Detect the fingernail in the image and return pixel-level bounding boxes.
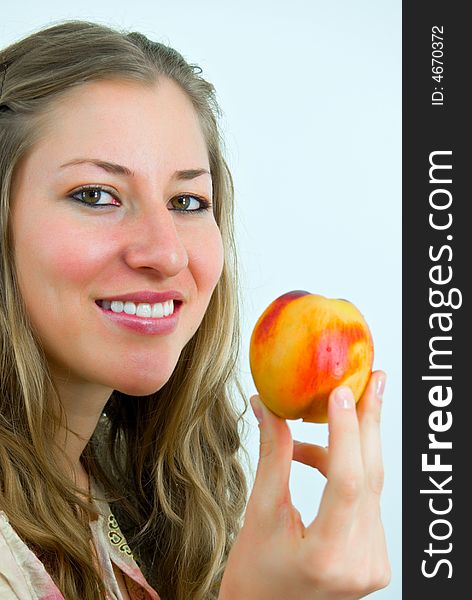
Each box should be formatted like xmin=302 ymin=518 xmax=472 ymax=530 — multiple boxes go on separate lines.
xmin=250 ymin=396 xmax=264 ymax=424
xmin=376 ymin=374 xmax=386 ymax=400
xmin=334 ymin=386 xmax=354 ymax=409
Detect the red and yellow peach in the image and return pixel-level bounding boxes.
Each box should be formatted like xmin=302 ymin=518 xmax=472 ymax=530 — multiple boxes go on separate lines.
xmin=249 ymin=291 xmax=374 ymax=423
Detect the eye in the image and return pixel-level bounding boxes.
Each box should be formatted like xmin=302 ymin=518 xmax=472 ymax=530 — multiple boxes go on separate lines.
xmin=169 ymin=194 xmax=212 ymax=214
xmin=69 ymin=185 xmax=118 ymax=207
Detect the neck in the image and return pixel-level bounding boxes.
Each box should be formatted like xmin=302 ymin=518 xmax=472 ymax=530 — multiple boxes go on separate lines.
xmin=48 ymin=365 xmax=113 ymax=487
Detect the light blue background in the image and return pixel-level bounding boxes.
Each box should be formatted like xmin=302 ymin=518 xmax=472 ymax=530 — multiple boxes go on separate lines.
xmin=1 ymin=1 xmax=401 ymax=597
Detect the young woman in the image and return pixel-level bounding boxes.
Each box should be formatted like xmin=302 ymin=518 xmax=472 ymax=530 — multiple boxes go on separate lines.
xmin=0 ymin=20 xmax=390 ymax=600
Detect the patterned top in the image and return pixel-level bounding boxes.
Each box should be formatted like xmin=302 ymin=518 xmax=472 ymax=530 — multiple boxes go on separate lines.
xmin=0 ymin=477 xmax=161 ymax=600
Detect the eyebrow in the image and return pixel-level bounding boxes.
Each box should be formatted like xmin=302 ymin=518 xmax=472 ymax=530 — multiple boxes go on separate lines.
xmin=59 ymin=158 xmax=211 ymax=181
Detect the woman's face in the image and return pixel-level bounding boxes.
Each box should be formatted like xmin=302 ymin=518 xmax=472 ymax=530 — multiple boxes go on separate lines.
xmin=10 ymin=77 xmax=224 ymax=398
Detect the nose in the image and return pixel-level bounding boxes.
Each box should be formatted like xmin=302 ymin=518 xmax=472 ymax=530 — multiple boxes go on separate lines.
xmin=123 ymin=205 xmax=189 ymax=277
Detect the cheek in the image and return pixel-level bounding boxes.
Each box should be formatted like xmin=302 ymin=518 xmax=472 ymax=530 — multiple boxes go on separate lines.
xmin=188 ymin=223 xmax=225 ymax=295
xmin=14 ymin=212 xmax=110 ymax=307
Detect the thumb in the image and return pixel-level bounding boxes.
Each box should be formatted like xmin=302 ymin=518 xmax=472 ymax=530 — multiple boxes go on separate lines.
xmin=249 ymin=395 xmax=294 ymax=506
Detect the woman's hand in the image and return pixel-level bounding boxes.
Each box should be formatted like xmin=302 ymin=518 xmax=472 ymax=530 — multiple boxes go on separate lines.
xmin=219 ymin=371 xmax=391 ymax=600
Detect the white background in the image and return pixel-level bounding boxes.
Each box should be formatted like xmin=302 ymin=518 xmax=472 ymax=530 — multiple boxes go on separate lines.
xmin=1 ymin=1 xmax=401 ymax=597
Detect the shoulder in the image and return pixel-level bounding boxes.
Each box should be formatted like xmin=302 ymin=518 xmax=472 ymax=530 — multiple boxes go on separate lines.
xmin=0 ymin=575 xmax=22 ymax=600
xmin=0 ymin=511 xmax=64 ymax=599
xmin=0 ymin=511 xmax=33 ymax=598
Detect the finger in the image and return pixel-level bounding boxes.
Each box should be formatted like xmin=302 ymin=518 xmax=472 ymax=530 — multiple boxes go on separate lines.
xmin=308 ymin=385 xmax=363 ymax=538
xmin=247 ymin=395 xmax=294 ymax=524
xmin=292 ymin=441 xmax=328 ymax=477
xmin=356 ymin=371 xmax=387 ymax=501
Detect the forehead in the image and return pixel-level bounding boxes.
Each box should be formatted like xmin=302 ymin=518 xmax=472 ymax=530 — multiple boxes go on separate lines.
xmin=29 ymin=77 xmax=210 ymax=175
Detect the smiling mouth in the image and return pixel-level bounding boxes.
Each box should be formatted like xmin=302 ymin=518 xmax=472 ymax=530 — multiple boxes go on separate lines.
xmin=95 ymin=299 xmax=182 ymax=319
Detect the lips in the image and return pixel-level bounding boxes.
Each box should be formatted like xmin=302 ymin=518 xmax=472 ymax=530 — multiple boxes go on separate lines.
xmin=95 ymin=296 xmax=181 ymax=335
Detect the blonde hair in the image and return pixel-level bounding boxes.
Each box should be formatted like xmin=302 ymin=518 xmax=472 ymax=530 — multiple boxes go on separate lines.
xmin=0 ymin=19 xmax=249 ymax=599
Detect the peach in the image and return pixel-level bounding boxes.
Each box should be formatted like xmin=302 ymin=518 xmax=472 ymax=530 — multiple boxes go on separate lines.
xmin=249 ymin=291 xmax=374 ymax=423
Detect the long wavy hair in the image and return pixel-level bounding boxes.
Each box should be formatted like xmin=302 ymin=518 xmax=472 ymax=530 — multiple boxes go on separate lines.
xmin=0 ymin=19 xmax=249 ymax=600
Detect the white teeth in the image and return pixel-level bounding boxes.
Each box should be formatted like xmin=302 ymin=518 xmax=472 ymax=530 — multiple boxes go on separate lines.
xmin=104 ymin=299 xmax=174 ymax=318
xmin=124 ymin=301 xmax=136 ymax=315
xmin=111 ymin=301 xmax=124 ymax=313
xmin=136 ymin=303 xmax=151 ymax=318
xmin=152 ymin=302 xmax=164 ymax=318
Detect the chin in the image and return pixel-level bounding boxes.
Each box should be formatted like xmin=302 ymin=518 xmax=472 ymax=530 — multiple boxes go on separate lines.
xmin=102 ymin=349 xmax=180 ymax=397
xmin=113 ymin=373 xmax=173 ymax=397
